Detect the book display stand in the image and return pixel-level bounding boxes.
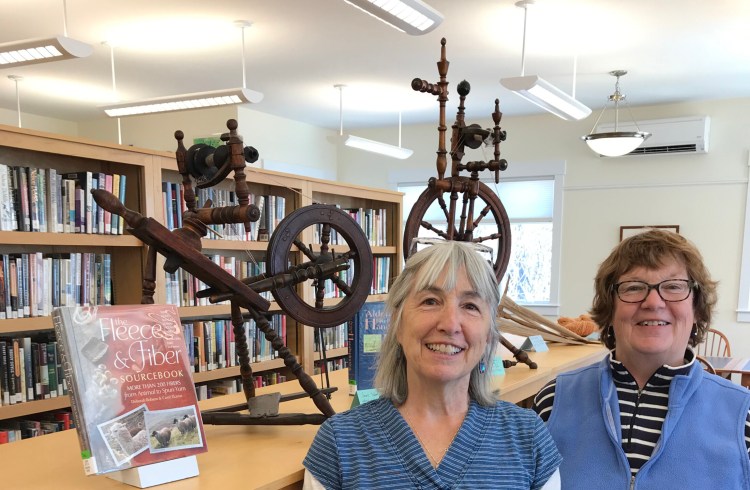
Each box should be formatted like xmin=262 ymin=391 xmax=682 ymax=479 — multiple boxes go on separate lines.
xmin=106 ymin=455 xmax=199 ymax=488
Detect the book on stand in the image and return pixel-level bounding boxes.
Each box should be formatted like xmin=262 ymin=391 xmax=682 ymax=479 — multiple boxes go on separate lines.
xmin=52 ymin=304 xmax=207 ymax=476
xmin=348 ymin=301 xmax=389 ymax=394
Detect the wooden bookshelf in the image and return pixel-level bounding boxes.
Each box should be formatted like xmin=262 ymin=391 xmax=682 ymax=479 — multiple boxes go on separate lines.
xmin=0 ymin=123 xmax=403 ymax=429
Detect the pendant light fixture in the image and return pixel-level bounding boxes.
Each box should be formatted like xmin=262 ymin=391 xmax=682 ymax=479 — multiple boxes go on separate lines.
xmin=101 ymin=20 xmax=263 ymax=117
xmin=335 ymin=84 xmax=413 ymax=160
xmin=582 ymin=70 xmax=651 ymax=157
xmin=500 ymin=0 xmax=590 ymax=121
xmin=0 ymin=0 xmax=92 ymax=68
xmin=343 ymin=0 xmax=443 ymax=36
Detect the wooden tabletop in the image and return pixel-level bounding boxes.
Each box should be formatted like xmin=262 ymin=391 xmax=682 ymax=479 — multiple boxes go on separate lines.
xmin=704 ymin=356 xmax=750 ymax=388
xmin=0 ymin=342 xmax=606 ymax=490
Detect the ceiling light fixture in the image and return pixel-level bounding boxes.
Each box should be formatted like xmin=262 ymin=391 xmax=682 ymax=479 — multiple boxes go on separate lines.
xmin=500 ymin=0 xmax=590 ymax=121
xmin=0 ymin=0 xmax=93 ymax=67
xmin=581 ymin=70 xmax=651 ymax=157
xmin=343 ymin=0 xmax=443 ymax=35
xmin=100 ymin=20 xmax=263 ymax=118
xmin=101 ymin=88 xmax=262 ymax=118
xmin=8 ymin=75 xmax=23 ymax=128
xmin=335 ymin=84 xmax=413 ymax=160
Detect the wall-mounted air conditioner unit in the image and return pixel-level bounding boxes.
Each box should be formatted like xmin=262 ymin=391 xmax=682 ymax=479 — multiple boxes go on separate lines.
xmin=596 ymin=115 xmax=710 ymax=156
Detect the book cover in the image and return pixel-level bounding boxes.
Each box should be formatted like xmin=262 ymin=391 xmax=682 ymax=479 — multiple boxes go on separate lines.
xmin=348 ymin=301 xmax=389 ymax=393
xmin=52 ymin=304 xmax=207 ymax=476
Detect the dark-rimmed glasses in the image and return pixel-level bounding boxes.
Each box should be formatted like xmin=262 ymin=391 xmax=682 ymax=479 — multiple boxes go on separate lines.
xmin=613 ymin=279 xmax=697 ymax=303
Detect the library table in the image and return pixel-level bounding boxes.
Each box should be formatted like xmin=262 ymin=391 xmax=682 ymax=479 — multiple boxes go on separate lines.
xmin=0 ymin=342 xmax=605 ymax=490
xmin=704 ymin=356 xmax=750 ymax=388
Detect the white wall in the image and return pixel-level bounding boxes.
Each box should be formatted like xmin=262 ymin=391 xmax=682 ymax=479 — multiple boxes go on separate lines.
xmin=339 ymin=97 xmax=750 ymax=358
xmin=75 ymin=105 xmax=339 ymax=180
xmin=0 ymin=107 xmax=78 ymax=136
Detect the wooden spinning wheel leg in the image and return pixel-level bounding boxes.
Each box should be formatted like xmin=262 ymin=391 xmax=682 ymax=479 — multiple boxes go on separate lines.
xmin=500 ymin=335 xmax=537 ymax=369
xmin=232 ymin=303 xmax=256 ymax=401
xmin=246 ymin=309 xmax=335 ymax=418
xmin=141 ymin=246 xmax=157 ymax=304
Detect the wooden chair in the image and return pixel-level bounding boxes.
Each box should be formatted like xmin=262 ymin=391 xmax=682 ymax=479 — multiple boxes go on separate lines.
xmin=696 ymin=355 xmax=717 ymax=375
xmin=695 ymin=328 xmax=731 ymax=357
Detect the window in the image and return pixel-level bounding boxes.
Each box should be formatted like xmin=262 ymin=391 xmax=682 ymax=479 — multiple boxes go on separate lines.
xmin=398 ymin=161 xmax=564 ymax=316
xmin=736 ymin=178 xmax=750 ymax=322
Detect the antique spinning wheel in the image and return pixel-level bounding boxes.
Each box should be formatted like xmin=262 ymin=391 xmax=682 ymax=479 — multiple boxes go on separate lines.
xmin=402 ymin=39 xmax=536 ymax=370
xmin=403 ymin=38 xmax=512 ymax=282
xmin=92 ymin=119 xmax=378 ymax=423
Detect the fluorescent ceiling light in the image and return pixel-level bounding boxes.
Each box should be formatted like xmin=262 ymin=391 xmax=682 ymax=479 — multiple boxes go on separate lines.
xmin=343 ymin=134 xmax=414 ymax=159
xmin=343 ymin=0 xmax=443 ymax=35
xmin=101 ymin=88 xmax=263 ymax=117
xmin=501 ymin=75 xmax=592 ymax=121
xmin=501 ymin=0 xmax=590 ymax=121
xmin=0 ymin=36 xmax=93 ymax=67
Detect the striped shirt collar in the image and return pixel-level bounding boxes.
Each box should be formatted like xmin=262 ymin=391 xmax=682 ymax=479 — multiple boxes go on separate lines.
xmin=609 ymin=348 xmax=695 ymax=388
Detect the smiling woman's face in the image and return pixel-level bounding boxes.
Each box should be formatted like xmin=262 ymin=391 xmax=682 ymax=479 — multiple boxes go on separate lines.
xmin=397 ymin=265 xmax=491 ymax=393
xmin=612 ymin=258 xmax=695 ymax=369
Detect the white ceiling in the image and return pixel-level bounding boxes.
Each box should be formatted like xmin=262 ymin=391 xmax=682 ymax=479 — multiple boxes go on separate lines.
xmin=1 ymin=0 xmax=749 ymax=130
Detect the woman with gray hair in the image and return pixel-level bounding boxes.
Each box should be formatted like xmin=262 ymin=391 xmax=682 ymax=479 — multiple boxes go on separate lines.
xmin=303 ymin=240 xmax=561 ymax=489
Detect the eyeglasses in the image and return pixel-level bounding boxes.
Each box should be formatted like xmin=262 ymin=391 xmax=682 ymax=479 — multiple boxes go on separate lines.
xmin=613 ymin=279 xmax=697 ymax=303
xmin=409 ymin=237 xmax=495 ymax=264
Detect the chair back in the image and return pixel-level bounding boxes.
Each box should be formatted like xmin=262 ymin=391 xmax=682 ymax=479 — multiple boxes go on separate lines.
xmin=696 ymin=355 xmax=717 ymax=375
xmin=695 ymin=328 xmax=731 ymax=357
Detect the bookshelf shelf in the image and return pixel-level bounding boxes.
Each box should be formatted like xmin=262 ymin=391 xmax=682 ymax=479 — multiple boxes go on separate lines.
xmin=192 ymin=358 xmax=286 ymax=384
xmin=0 ymin=123 xmax=402 ymax=438
xmin=0 ymin=395 xmax=70 ymax=421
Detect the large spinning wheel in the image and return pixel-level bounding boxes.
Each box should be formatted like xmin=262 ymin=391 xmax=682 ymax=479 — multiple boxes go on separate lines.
xmin=403 ymin=38 xmax=536 ymax=370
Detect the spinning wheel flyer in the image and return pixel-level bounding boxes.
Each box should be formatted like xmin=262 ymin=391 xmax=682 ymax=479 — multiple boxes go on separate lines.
xmin=52 ymin=304 xmax=207 ymax=475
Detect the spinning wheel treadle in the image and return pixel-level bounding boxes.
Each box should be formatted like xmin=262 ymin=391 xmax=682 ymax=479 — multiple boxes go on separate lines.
xmin=268 ymin=204 xmax=374 ymax=328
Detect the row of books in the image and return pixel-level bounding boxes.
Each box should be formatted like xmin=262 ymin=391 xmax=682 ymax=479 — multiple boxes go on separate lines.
xmin=313 ymin=206 xmax=389 ymax=247
xmin=313 ymin=322 xmax=348 ymax=351
xmin=320 ymin=256 xmax=391 ymax=299
xmin=182 ymin=314 xmax=287 ymax=373
xmin=0 ymin=252 xmax=112 ymax=319
xmin=165 ymin=255 xmax=271 ymax=307
xmin=161 ymin=181 xmax=286 ymax=242
xmin=0 ymin=410 xmax=73 ymax=444
xmin=313 ymin=356 xmax=348 ymax=376
xmin=0 ymin=164 xmax=127 ymax=234
xmin=0 ymin=336 xmax=66 ymax=407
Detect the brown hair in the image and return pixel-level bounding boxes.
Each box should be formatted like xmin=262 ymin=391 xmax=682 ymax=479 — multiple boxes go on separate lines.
xmin=590 ymin=229 xmax=717 ymax=350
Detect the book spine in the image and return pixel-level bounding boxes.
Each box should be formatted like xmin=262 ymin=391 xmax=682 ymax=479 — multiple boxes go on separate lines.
xmin=51 ymin=309 xmax=93 ymax=472
xmin=118 ymin=175 xmax=126 ymax=234
xmin=0 ymin=340 xmax=9 ymax=405
xmin=22 ymin=337 xmax=33 ymax=402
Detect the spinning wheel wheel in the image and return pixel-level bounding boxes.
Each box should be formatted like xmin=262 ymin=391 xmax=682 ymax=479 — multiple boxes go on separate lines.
xmin=267 ymin=204 xmax=374 ymax=328
xmin=403 ymin=180 xmax=512 ymax=281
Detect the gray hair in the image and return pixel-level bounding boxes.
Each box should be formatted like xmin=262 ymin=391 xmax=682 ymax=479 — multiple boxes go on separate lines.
xmin=373 ymin=240 xmax=501 ymax=407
